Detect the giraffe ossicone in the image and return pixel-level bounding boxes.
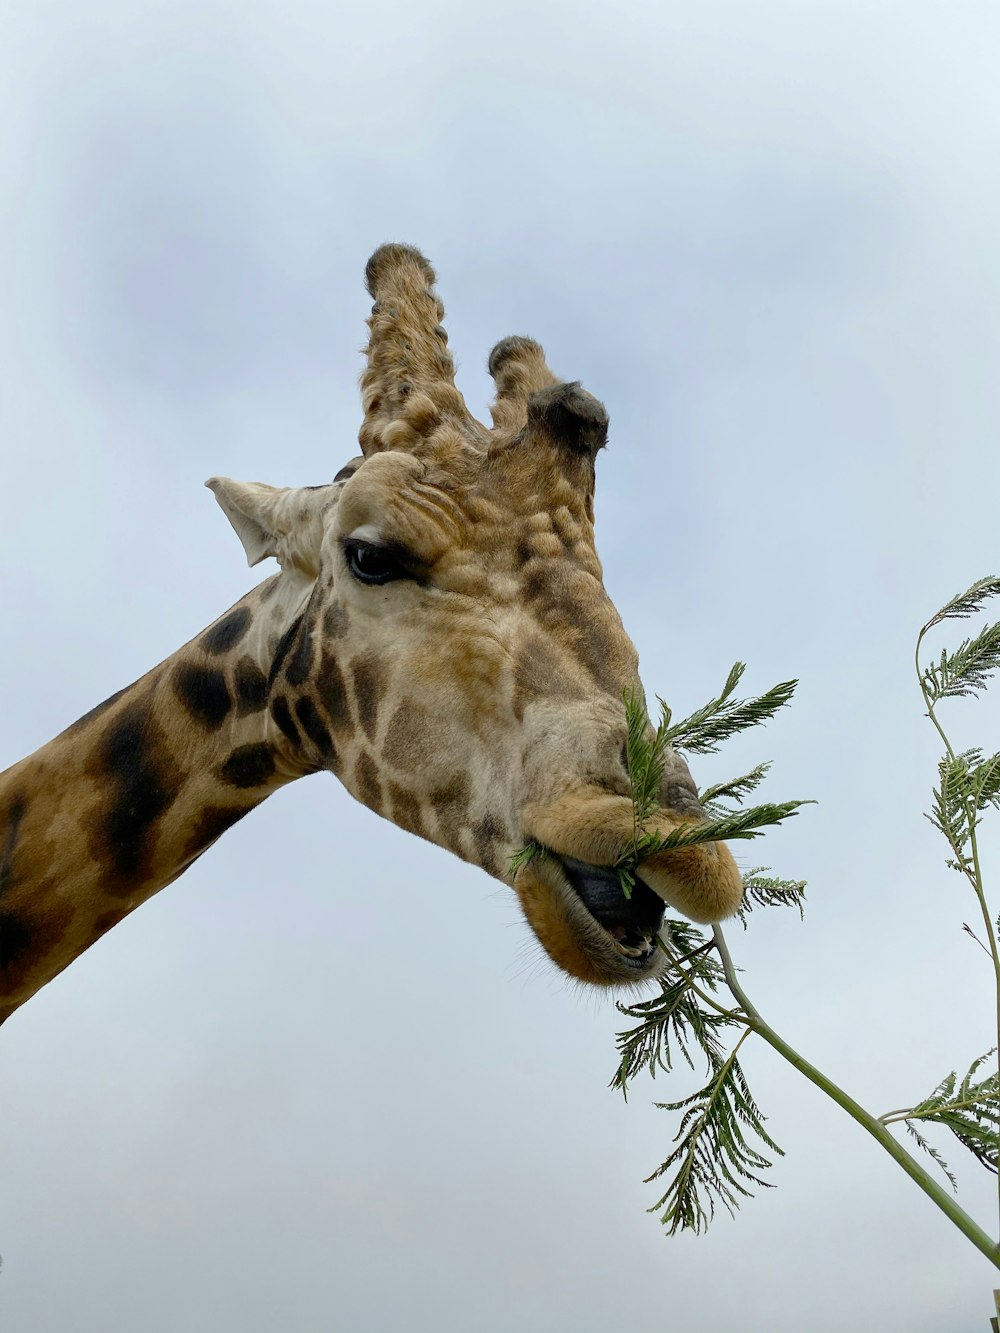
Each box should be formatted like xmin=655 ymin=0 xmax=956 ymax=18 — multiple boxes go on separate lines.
xmin=0 ymin=243 xmax=743 ymax=1024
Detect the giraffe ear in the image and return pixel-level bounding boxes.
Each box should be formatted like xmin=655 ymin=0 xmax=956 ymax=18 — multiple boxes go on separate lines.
xmin=206 ymin=477 xmax=278 ymax=566
xmin=205 ymin=477 xmax=329 ymax=576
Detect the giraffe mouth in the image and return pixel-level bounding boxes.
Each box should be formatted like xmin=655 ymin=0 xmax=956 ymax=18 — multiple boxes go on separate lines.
xmin=511 ymin=843 xmax=668 ymax=984
xmin=555 ymin=854 xmax=665 ymax=968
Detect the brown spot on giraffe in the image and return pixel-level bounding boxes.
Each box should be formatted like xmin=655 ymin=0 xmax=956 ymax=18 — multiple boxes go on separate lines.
xmin=1 ymin=892 xmax=74 ymax=1002
xmin=354 ymin=751 xmax=383 ymax=814
xmin=429 ymin=773 xmax=472 ymax=829
xmin=270 ymin=695 xmax=301 ymax=747
xmin=383 ymin=701 xmax=439 ymax=773
xmin=219 ymin=744 xmax=276 ymax=789
xmin=233 ymin=657 xmax=268 ymax=715
xmin=63 ymin=687 xmax=129 ymax=736
xmin=284 ymin=621 xmax=315 ymax=687
xmin=294 ymin=697 xmax=337 ymax=768
xmin=172 ymin=663 xmax=233 ymax=730
xmin=91 ymin=701 xmax=183 ymax=891
xmin=88 ymin=909 xmax=122 ymax=942
xmin=183 ymin=802 xmax=260 ymax=862
xmin=388 ymin=782 xmax=427 ymax=839
xmin=351 ymin=657 xmax=384 ymax=742
xmin=473 ymin=812 xmax=507 ymax=876
xmin=267 ymin=621 xmax=296 ymax=683
xmin=323 ymin=604 xmax=350 ymax=639
xmin=201 ymin=606 xmax=252 ymax=656
xmin=0 ymin=793 xmax=25 ymax=898
xmin=315 ymin=653 xmax=351 ymax=734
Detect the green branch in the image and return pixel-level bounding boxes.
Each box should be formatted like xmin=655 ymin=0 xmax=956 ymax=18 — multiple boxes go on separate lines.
xmin=610 ymin=602 xmax=1000 ymax=1276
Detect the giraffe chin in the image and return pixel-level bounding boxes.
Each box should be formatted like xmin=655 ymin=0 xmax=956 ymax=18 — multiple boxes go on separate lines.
xmin=513 ymin=852 xmax=668 ymax=987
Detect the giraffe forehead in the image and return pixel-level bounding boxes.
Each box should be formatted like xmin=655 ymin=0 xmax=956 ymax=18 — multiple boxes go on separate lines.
xmin=335 ymin=454 xmax=462 ymax=559
xmin=335 ymin=438 xmax=596 ymax=555
xmin=331 ymin=468 xmax=603 ymax=608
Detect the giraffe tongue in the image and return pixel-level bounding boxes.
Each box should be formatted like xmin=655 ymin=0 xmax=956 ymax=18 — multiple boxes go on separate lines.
xmin=558 ymin=855 xmax=665 ymax=948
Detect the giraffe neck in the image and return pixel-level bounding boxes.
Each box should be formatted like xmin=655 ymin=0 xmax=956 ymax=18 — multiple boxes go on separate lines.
xmin=0 ymin=572 xmax=315 ymax=1022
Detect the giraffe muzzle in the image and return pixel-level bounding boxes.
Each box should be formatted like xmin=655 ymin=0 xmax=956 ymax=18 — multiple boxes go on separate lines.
xmin=512 ymin=849 xmax=669 ymax=986
xmin=514 ymin=786 xmax=745 ymax=984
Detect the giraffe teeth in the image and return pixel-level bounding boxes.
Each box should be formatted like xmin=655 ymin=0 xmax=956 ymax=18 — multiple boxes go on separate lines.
xmin=606 ymin=923 xmax=654 ymax=958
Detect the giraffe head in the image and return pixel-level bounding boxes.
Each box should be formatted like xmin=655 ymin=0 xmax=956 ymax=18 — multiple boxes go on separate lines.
xmin=208 ymin=245 xmax=743 ymax=987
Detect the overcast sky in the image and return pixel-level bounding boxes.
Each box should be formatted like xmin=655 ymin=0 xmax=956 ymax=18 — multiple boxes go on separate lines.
xmin=2 ymin=2 xmax=999 ymax=1329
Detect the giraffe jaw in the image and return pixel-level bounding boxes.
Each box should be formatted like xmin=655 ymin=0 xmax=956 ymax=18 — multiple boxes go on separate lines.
xmin=512 ymin=850 xmax=667 ymax=987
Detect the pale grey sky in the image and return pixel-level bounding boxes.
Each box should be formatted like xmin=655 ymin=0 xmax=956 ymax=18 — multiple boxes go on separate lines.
xmin=2 ymin=2 xmax=999 ymax=1329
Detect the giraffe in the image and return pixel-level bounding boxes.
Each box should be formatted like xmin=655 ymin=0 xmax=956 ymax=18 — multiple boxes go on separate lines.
xmin=0 ymin=243 xmax=743 ymax=1025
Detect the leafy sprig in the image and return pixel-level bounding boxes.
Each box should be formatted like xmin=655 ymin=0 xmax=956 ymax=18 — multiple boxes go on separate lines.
xmin=624 ymin=684 xmax=671 ymax=837
xmin=514 ymin=603 xmax=1000 ymax=1260
xmin=700 ymin=762 xmax=772 ymax=813
xmin=613 ymin=922 xmax=732 ymax=1089
xmin=927 ymin=749 xmax=1000 ymax=873
xmin=880 ymin=1051 xmax=999 ymax=1189
xmin=924 ymin=575 xmax=1000 ymax=630
xmin=911 ymin=578 xmax=1000 ymax=1250
xmin=738 ymin=868 xmax=807 ymax=923
xmin=611 ymin=668 xmax=808 ymax=1230
xmin=920 ymin=576 xmax=1000 ymax=704
xmin=645 ymin=1032 xmax=784 ymax=1235
xmin=922 ymin=623 xmax=1000 ymax=703
xmin=660 ymin=662 xmax=797 ymax=756
xmin=614 ymin=672 xmax=809 ymax=896
xmin=614 ymin=581 xmax=1000 ymax=1274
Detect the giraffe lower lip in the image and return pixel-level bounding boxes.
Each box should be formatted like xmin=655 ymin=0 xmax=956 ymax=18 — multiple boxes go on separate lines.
xmin=556 ymin=854 xmax=664 ymax=957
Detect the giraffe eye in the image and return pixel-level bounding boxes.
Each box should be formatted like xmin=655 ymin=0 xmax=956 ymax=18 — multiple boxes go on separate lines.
xmin=343 ymin=539 xmax=406 ymax=586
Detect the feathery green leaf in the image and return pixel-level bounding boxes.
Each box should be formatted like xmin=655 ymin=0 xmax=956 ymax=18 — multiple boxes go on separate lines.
xmin=638 ymin=802 xmax=810 ymax=854
xmin=613 ymin=925 xmax=735 ymax=1093
xmin=623 ymin=686 xmax=671 ymax=851
xmin=610 ymin=665 xmax=808 ymax=1237
xmin=921 ymin=621 xmax=1000 ymax=703
xmin=969 ymin=751 xmax=1000 ymax=812
xmin=738 ymin=868 xmax=807 ymax=923
xmin=925 ymin=751 xmax=984 ymax=872
xmin=645 ymin=1038 xmax=783 ymax=1234
xmin=882 ymin=1050 xmax=999 ymax=1180
xmin=615 ymin=677 xmax=806 ymax=896
xmin=701 ymin=762 xmax=772 ymax=814
xmin=613 ymin=973 xmax=732 ymax=1090
xmin=663 ymin=667 xmax=797 ymax=756
xmin=904 ymin=1123 xmax=958 ymax=1192
xmin=924 ymin=576 xmax=1000 ymax=630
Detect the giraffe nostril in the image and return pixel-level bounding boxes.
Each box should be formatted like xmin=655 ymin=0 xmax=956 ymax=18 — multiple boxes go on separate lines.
xmin=620 ymin=743 xmax=630 ymax=779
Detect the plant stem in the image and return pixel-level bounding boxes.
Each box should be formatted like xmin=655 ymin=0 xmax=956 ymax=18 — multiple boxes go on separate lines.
xmin=917 ymin=625 xmax=1000 ymax=1235
xmin=655 ymin=934 xmax=748 ymax=1023
xmin=880 ymin=1095 xmax=993 ymax=1128
xmin=713 ymin=925 xmax=1000 ymax=1270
